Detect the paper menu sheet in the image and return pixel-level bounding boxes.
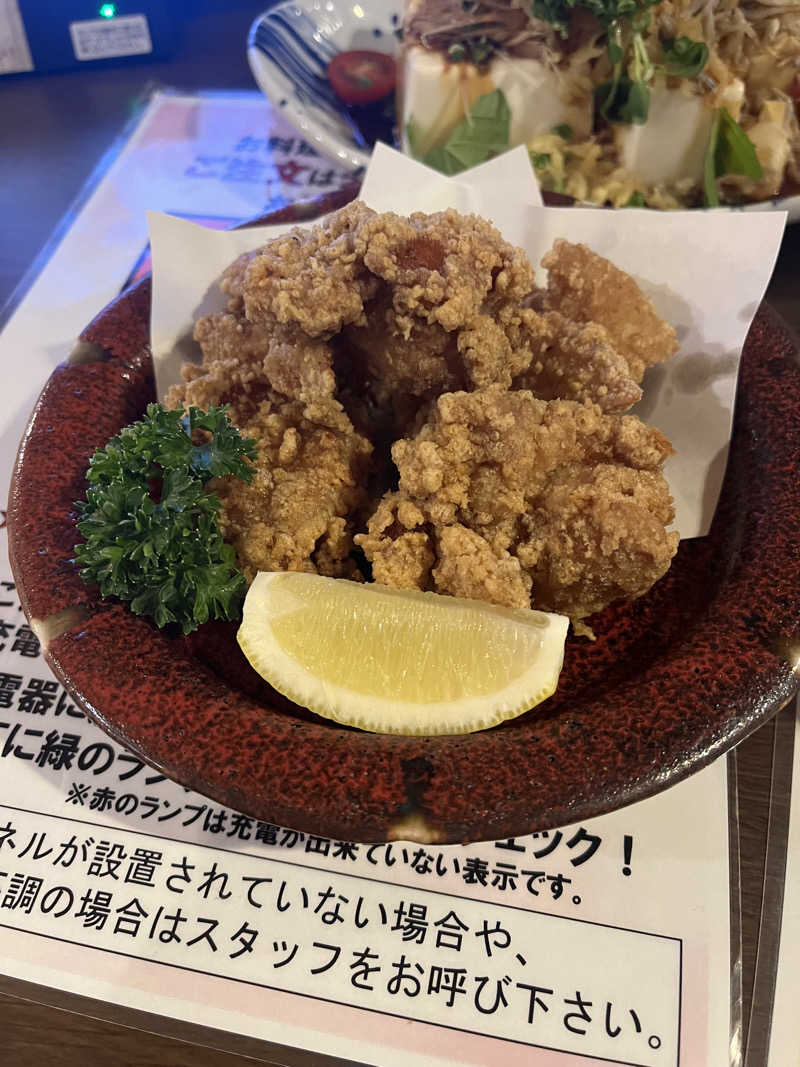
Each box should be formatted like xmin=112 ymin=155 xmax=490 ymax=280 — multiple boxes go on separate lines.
xmin=0 ymin=88 xmax=734 ymax=1065
xmin=149 ymin=142 xmax=786 ymax=541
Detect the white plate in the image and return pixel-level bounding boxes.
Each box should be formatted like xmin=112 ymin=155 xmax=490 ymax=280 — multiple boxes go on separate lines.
xmin=247 ymin=0 xmax=401 ymax=172
xmin=247 ymin=2 xmax=800 ymax=218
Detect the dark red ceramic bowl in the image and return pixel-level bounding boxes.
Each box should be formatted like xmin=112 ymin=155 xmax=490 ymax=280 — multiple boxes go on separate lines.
xmin=8 ymin=187 xmax=800 ymax=844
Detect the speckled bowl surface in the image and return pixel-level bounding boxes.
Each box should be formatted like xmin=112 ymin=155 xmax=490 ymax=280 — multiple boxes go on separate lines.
xmin=8 ymin=186 xmax=800 ymax=844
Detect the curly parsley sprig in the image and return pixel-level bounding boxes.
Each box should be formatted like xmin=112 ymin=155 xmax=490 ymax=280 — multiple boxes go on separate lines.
xmin=75 ymin=403 xmax=256 ymax=635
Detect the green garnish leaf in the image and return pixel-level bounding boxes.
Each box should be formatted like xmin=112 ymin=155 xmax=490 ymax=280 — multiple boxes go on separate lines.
xmin=703 ymin=109 xmax=722 ymax=206
xmin=703 ymin=108 xmax=763 ymax=206
xmin=624 ymin=191 xmax=646 ymax=206
xmin=596 ymin=76 xmax=650 ymax=124
xmin=75 ymin=403 xmax=256 ymax=635
xmin=532 ymin=152 xmax=552 ymax=168
xmin=411 ymin=89 xmax=511 ymax=176
xmin=405 ymin=116 xmax=426 ymax=160
xmin=607 ymin=40 xmax=624 ymax=65
xmin=715 ymin=108 xmax=763 ymax=181
xmin=622 ymin=79 xmax=651 ymax=124
xmin=662 ymin=35 xmax=708 ymax=78
xmin=552 ymin=123 xmax=573 ymax=140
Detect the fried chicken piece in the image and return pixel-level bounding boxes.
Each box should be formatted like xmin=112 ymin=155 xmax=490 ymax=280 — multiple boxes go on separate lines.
xmin=214 ymin=392 xmax=371 ymax=580
xmin=167 ymin=304 xmax=372 ymax=581
xmin=542 ymin=239 xmax=679 ymax=381
xmin=262 ymin=325 xmax=337 ymax=404
xmin=458 ymin=307 xmax=643 ymax=413
xmin=515 ymin=465 xmax=678 ymax=620
xmin=433 ymin=525 xmax=532 ymax=609
xmin=357 ymin=386 xmax=678 ymax=623
xmin=342 ymin=293 xmax=463 ymax=403
xmin=341 ymin=208 xmax=535 ymax=411
xmin=175 ymin=306 xmax=337 ymax=416
xmin=240 ymin=202 xmax=535 ymax=413
xmin=243 ymin=201 xmax=382 ymax=335
xmin=166 ymin=312 xmax=274 ymax=427
xmin=357 ymin=493 xmax=435 ymax=590
xmin=513 ymin=310 xmax=643 ymax=414
xmin=456 ymin=312 xmax=537 ymax=390
xmin=355 ymin=207 xmax=534 ymax=335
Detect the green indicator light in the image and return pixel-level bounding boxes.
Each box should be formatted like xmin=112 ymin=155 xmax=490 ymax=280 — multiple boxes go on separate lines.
xmin=99 ymin=3 xmax=116 ymax=17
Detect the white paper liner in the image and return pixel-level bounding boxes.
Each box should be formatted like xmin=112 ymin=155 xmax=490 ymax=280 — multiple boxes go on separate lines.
xmin=148 ymin=142 xmax=786 ymax=538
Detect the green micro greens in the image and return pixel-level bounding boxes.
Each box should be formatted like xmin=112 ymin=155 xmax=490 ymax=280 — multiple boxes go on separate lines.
xmin=531 ymin=1 xmax=707 ymax=126
xmin=703 ymin=107 xmax=763 ymax=206
xmin=74 ymin=403 xmax=256 ymax=635
xmin=662 ymin=35 xmax=709 ymax=78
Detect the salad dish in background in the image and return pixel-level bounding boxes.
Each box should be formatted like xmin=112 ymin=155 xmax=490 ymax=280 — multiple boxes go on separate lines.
xmin=248 ymin=0 xmax=800 ymax=212
xmin=400 ymin=0 xmax=800 ymax=207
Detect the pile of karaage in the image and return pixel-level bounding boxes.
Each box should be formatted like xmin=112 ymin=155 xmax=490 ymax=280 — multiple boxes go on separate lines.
xmin=166 ymin=202 xmax=680 ymax=630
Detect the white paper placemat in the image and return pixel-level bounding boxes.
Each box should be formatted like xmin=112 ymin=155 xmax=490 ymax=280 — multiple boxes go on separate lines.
xmin=0 ymin=89 xmax=736 ymax=1066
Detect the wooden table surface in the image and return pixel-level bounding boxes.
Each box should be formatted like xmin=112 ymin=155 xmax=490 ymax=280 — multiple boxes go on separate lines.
xmin=1 ymin=4 xmax=798 ymax=1064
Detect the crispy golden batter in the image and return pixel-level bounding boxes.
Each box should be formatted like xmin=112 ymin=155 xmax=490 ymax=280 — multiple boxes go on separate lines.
xmin=434 ymin=524 xmax=533 ymax=609
xmin=542 ymin=239 xmax=679 ymax=382
xmin=513 ymin=310 xmax=643 ymax=414
xmin=167 ymin=309 xmax=371 ymax=580
xmin=169 ymin=203 xmax=681 ymax=625
xmin=244 ymin=202 xmax=381 ymax=335
xmin=339 ymin=206 xmax=535 ymax=406
xmin=516 ymin=464 xmax=678 ymax=620
xmin=356 ymin=387 xmax=678 ymax=623
xmin=357 ymin=493 xmax=435 ymax=590
xmin=242 ymin=202 xmax=535 ymax=416
xmin=214 ymin=393 xmax=371 ymax=581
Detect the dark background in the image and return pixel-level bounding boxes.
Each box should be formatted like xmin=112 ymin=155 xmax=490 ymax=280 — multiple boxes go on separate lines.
xmin=0 ymin=1 xmax=266 ymax=313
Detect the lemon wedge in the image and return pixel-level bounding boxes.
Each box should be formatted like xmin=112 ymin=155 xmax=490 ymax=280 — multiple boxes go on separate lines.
xmin=237 ymin=572 xmax=569 ymax=736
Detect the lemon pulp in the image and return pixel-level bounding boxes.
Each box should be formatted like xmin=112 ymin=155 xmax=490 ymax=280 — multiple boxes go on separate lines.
xmin=237 ymin=572 xmax=569 ymax=736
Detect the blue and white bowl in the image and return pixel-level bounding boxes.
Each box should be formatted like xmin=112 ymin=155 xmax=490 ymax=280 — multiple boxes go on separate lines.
xmin=248 ymin=0 xmax=402 ymax=171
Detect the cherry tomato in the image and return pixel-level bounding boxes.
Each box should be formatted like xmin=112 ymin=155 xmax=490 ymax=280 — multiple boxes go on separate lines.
xmin=328 ymin=50 xmax=396 ymax=106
